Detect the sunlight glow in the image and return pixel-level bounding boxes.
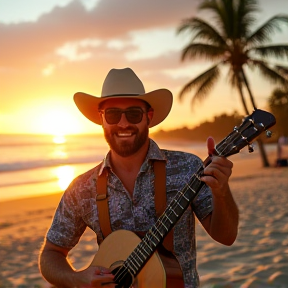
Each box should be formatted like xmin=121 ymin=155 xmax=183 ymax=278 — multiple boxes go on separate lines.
xmin=39 ymin=108 xmax=82 ymax=135
xmin=54 ymin=165 xmax=75 ymax=191
xmin=53 ymin=134 xmax=66 ymax=144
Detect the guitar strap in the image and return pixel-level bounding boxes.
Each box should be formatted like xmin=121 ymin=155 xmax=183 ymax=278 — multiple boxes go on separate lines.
xmin=153 ymin=161 xmax=174 ymax=253
xmin=96 ymin=167 xmax=111 ymax=238
xmin=96 ymin=160 xmax=174 ymax=253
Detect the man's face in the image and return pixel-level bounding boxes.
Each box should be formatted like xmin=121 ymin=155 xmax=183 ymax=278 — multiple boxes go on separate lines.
xmin=99 ymin=98 xmax=154 ymax=157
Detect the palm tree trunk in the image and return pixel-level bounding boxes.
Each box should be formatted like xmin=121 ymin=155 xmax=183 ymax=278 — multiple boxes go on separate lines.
xmin=241 ymin=70 xmax=257 ymax=110
xmin=236 ymin=78 xmax=249 ymax=114
xmin=240 ymin=70 xmax=270 ymax=167
xmin=257 ymin=138 xmax=270 ymax=167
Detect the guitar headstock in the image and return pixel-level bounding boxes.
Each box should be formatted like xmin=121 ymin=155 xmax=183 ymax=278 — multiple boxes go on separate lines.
xmin=215 ymin=109 xmax=276 ymax=157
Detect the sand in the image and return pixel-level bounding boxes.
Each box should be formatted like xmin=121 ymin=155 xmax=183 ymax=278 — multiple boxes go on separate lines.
xmin=0 ymin=150 xmax=288 ymax=288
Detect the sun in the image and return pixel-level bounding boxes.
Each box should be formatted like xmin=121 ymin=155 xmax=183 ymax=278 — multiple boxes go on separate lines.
xmin=38 ymin=108 xmax=81 ymax=135
xmin=53 ymin=134 xmax=66 ymax=144
xmin=14 ymin=100 xmax=104 ymax=135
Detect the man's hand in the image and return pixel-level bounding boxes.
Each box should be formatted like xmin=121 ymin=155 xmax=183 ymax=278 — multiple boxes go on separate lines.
xmin=201 ymin=137 xmax=233 ymax=198
xmin=75 ymin=266 xmax=115 ymax=288
xmin=200 ymin=136 xmax=238 ymax=246
xmin=39 ymin=240 xmax=116 ymax=288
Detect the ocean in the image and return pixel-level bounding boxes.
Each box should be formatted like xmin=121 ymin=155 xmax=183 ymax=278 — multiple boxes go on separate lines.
xmin=0 ymin=134 xmax=208 ymax=202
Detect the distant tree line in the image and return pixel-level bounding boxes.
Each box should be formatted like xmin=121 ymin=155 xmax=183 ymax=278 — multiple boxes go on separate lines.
xmin=268 ymin=88 xmax=288 ymax=139
xmin=152 ymin=112 xmax=245 ymax=142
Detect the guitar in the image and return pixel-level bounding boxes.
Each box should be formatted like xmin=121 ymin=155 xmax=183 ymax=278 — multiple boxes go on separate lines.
xmin=90 ymin=109 xmax=276 ymax=288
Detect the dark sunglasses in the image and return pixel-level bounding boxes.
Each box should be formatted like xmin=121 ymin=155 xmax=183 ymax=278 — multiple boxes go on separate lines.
xmin=100 ymin=107 xmax=146 ymax=125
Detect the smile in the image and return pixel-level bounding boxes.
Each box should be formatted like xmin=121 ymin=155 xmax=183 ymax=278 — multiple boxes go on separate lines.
xmin=117 ymin=131 xmax=134 ymax=137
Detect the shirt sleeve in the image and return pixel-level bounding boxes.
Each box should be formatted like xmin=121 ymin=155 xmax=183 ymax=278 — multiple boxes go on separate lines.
xmin=46 ymin=184 xmax=87 ymax=249
xmin=165 ymin=149 xmax=213 ymax=222
xmin=187 ymin=153 xmax=213 ymax=221
xmin=192 ymin=184 xmax=213 ymax=221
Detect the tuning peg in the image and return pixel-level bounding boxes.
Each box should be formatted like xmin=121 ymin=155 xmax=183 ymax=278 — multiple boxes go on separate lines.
xmin=266 ymin=130 xmax=272 ymax=138
xmin=248 ymin=144 xmax=254 ymax=153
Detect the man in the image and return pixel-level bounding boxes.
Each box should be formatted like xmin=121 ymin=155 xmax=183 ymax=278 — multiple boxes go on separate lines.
xmin=39 ymin=68 xmax=239 ymax=288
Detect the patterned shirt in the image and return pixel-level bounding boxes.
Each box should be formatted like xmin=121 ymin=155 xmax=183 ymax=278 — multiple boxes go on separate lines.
xmin=47 ymin=139 xmax=213 ymax=288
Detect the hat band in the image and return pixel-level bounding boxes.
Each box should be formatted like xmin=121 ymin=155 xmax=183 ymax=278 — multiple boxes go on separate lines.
xmin=102 ymin=93 xmax=141 ymax=97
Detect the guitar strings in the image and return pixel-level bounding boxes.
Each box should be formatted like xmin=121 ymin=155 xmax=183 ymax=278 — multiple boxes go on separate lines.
xmin=113 ymin=129 xmax=243 ymax=285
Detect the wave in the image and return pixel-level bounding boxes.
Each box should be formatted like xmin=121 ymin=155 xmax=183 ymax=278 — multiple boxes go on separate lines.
xmin=0 ymin=154 xmax=104 ymax=173
xmin=0 ymin=177 xmax=59 ymax=188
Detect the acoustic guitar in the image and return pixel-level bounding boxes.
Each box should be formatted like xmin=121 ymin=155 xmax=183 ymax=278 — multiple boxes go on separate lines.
xmin=89 ymin=109 xmax=276 ymax=288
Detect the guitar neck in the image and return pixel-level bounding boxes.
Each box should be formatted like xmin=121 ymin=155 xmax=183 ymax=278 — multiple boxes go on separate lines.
xmin=124 ymin=164 xmax=206 ymax=277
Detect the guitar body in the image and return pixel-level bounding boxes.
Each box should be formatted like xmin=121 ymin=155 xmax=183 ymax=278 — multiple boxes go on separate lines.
xmin=90 ymin=230 xmax=184 ymax=288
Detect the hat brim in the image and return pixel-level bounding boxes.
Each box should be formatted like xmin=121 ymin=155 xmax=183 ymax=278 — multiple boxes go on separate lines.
xmin=74 ymin=89 xmax=173 ymax=128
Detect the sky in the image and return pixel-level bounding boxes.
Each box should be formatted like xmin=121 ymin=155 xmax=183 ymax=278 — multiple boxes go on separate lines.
xmin=1 ymin=0 xmax=288 ymax=135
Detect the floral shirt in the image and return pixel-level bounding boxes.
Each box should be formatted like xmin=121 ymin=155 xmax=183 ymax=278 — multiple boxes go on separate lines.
xmin=47 ymin=139 xmax=213 ymax=288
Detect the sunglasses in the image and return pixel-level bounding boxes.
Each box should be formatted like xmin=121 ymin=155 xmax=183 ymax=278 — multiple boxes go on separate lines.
xmin=100 ymin=107 xmax=146 ymax=125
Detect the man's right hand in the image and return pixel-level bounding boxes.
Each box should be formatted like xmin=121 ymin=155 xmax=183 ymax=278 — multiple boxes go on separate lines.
xmin=75 ymin=266 xmax=115 ymax=288
xmin=39 ymin=240 xmax=116 ymax=288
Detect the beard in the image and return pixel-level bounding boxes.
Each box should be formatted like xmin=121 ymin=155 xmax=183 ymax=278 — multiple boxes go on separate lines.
xmin=104 ymin=125 xmax=149 ymax=157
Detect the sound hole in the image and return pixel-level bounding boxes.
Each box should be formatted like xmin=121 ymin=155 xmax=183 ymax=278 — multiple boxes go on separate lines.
xmin=111 ymin=263 xmax=136 ymax=288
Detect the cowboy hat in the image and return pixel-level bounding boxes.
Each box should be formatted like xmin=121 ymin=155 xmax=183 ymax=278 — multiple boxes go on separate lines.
xmin=74 ymin=67 xmax=173 ymax=128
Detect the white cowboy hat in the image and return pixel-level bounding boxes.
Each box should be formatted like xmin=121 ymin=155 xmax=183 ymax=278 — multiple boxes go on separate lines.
xmin=74 ymin=67 xmax=173 ymax=128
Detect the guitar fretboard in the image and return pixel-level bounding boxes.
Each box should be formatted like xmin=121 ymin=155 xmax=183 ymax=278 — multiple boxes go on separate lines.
xmin=123 ymin=164 xmax=205 ymax=276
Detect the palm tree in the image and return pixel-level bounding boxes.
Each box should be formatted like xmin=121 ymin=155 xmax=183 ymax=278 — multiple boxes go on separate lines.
xmin=177 ymin=0 xmax=288 ymax=166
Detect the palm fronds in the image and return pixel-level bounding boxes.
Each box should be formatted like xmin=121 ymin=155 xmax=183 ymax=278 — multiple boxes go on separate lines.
xmin=247 ymin=15 xmax=288 ymax=46
xmin=181 ymin=43 xmax=226 ymax=61
xmin=179 ymin=65 xmax=221 ymax=107
xmin=178 ymin=18 xmax=226 ymax=46
xmin=252 ymin=60 xmax=288 ymax=87
xmin=251 ymin=45 xmax=288 ymax=59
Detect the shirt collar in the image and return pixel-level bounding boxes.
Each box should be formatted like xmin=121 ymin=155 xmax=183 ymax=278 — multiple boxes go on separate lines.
xmin=98 ymin=139 xmax=166 ymax=176
xmin=140 ymin=139 xmax=167 ymax=173
xmin=146 ymin=138 xmax=166 ymax=161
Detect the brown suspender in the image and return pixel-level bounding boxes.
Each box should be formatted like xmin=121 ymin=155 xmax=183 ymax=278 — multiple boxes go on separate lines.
xmin=96 ymin=160 xmax=174 ymax=252
xmin=96 ymin=168 xmax=112 ymax=237
xmin=153 ymin=161 xmax=174 ymax=252
xmin=153 ymin=161 xmax=167 ymax=218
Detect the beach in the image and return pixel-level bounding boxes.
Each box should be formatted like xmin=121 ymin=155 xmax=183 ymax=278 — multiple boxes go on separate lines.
xmin=0 ymin=150 xmax=288 ymax=288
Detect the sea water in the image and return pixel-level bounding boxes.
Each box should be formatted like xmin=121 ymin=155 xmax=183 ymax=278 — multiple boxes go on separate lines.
xmin=0 ymin=134 xmax=208 ymax=202
xmin=0 ymin=134 xmax=108 ymax=201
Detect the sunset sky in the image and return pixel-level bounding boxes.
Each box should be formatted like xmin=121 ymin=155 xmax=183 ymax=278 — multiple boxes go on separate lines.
xmin=1 ymin=0 xmax=288 ymax=135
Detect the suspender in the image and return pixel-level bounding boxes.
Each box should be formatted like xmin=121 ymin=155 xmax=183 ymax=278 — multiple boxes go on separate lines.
xmin=96 ymin=168 xmax=112 ymax=237
xmin=153 ymin=161 xmax=174 ymax=252
xmin=96 ymin=160 xmax=174 ymax=252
